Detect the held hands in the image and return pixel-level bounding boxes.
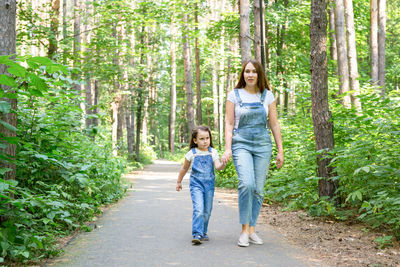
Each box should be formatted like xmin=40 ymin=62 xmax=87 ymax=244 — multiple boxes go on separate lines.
xmin=221 ymin=149 xmax=232 ymax=165
xmin=176 ymin=182 xmax=182 ymax=191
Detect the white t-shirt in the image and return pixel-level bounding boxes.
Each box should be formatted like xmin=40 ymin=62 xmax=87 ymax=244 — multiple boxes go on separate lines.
xmin=226 ymin=89 xmax=275 ymax=129
xmin=185 ymin=147 xmax=220 ymax=169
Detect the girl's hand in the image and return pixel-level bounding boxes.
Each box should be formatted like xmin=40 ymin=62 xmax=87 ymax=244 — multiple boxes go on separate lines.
xmin=221 ymin=149 xmax=232 ymax=165
xmin=276 ymin=151 xmax=284 ymax=169
xmin=176 ymin=182 xmax=182 ymax=191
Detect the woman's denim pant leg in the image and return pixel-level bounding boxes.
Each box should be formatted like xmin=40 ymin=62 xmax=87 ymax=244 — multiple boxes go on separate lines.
xmin=190 ymin=185 xmax=214 ymax=236
xmin=233 ymin=148 xmax=271 ymax=226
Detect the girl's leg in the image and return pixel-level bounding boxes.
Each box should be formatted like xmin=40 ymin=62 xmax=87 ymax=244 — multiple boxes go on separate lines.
xmin=203 ymin=187 xmax=214 ymax=235
xmin=190 ymin=186 xmax=205 ymax=237
xmin=232 ymin=148 xmax=255 ymax=226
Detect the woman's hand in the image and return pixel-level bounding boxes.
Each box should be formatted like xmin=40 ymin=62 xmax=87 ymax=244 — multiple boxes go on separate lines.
xmin=221 ymin=149 xmax=232 ymax=165
xmin=276 ymin=151 xmax=284 ymax=169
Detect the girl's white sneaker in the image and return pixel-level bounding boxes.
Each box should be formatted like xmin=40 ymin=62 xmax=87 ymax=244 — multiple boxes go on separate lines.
xmin=249 ymin=233 xmax=263 ymax=245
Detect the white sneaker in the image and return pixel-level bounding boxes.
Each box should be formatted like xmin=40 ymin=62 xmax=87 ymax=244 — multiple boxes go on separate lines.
xmin=249 ymin=233 xmax=263 ymax=245
xmin=237 ymin=232 xmax=249 ymax=247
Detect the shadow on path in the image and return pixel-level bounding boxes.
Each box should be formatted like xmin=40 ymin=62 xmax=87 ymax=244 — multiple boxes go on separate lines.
xmin=48 ymin=159 xmax=322 ymax=267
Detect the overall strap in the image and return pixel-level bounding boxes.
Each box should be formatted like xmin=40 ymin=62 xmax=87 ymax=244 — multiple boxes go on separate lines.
xmin=260 ymin=89 xmax=267 ymax=103
xmin=191 ymin=148 xmax=197 ymax=154
xmin=208 ymin=147 xmax=212 ymax=153
xmin=234 ymin=89 xmax=243 ymax=107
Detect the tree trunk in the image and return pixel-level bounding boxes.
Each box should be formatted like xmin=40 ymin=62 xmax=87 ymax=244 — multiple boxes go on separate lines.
xmin=239 ymin=0 xmax=251 ymax=63
xmin=73 ymin=0 xmax=81 ymax=92
xmin=93 ymin=79 xmax=99 ymax=126
xmin=253 ymin=0 xmax=264 ymax=63
xmin=328 ymin=2 xmax=337 ymax=61
xmin=212 ymin=61 xmax=218 ymax=131
xmin=194 ymin=4 xmax=202 ymax=125
xmin=182 ymin=13 xmax=195 ymax=138
xmin=0 ymin=0 xmax=17 ymax=181
xmin=378 ymin=0 xmax=386 ymax=95
xmin=84 ymin=0 xmax=93 ymax=129
xmin=62 ymin=0 xmax=68 ymax=64
xmin=370 ymin=0 xmax=378 ymax=85
xmin=334 ymin=0 xmax=351 ymax=108
xmin=169 ymin=18 xmax=177 ymax=154
xmin=344 ymin=0 xmax=361 ymax=111
xmin=48 ymin=0 xmax=60 ymax=58
xmin=310 ymin=0 xmax=338 ymax=201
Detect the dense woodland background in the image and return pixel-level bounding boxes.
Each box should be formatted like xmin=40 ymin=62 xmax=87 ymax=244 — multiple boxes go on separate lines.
xmin=0 ymin=0 xmax=399 ymax=263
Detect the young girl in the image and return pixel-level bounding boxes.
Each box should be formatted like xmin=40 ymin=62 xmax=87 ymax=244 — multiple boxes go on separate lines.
xmin=176 ymin=125 xmax=226 ymax=245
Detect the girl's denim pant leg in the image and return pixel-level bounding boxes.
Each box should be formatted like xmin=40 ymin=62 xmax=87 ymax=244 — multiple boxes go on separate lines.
xmin=233 ymin=148 xmax=271 ymax=226
xmin=190 ymin=185 xmax=214 ymax=236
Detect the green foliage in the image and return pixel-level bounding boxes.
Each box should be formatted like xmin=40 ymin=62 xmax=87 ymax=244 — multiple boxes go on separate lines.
xmin=215 ymin=160 xmax=238 ymax=189
xmin=0 ymin=56 xmax=127 ymax=263
xmin=374 ymin=235 xmax=394 ymax=249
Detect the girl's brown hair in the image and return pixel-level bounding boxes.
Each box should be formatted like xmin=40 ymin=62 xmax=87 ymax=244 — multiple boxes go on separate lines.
xmin=234 ymin=59 xmax=272 ymax=94
xmin=189 ymin=125 xmax=214 ymax=149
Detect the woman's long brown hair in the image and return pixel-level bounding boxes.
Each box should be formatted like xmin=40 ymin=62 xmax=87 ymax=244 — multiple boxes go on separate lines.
xmin=234 ymin=59 xmax=272 ymax=94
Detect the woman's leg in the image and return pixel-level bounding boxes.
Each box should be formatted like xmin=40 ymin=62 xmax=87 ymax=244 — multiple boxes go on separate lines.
xmin=232 ymin=148 xmax=255 ymax=226
xmin=249 ymin=150 xmax=272 ymax=227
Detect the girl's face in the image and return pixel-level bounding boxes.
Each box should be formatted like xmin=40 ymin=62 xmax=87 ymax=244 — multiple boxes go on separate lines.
xmin=194 ymin=130 xmax=211 ymax=151
xmin=243 ymin=62 xmax=258 ymax=87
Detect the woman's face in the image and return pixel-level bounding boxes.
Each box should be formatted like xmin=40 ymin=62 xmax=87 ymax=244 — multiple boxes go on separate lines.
xmin=243 ymin=62 xmax=258 ymax=87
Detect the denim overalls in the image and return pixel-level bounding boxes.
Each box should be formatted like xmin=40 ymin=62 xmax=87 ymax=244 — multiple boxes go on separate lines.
xmin=189 ymin=147 xmax=215 ymax=238
xmin=232 ymin=89 xmax=272 ymax=226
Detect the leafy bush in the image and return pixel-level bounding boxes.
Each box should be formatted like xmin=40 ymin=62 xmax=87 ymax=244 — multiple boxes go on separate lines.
xmin=0 ymin=56 xmax=127 ymax=263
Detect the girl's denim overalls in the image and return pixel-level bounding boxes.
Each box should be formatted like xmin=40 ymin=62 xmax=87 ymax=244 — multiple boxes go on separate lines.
xmin=189 ymin=147 xmax=215 ymax=238
xmin=232 ymin=89 xmax=272 ymax=226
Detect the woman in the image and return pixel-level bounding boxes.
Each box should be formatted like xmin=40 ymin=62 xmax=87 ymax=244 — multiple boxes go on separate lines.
xmin=221 ymin=59 xmax=284 ymax=247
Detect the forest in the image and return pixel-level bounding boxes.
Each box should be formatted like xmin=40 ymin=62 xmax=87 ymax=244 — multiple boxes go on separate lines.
xmin=0 ymin=0 xmax=399 ymax=263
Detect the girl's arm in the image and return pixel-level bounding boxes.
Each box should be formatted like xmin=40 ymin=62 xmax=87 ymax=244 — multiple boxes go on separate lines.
xmin=268 ymin=100 xmax=284 ymax=169
xmin=222 ymin=100 xmax=235 ymax=164
xmin=176 ymin=158 xmax=191 ymax=191
xmin=214 ymin=159 xmax=226 ymax=171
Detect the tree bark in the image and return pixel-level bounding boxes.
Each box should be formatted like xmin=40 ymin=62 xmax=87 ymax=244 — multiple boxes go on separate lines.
xmin=182 ymin=13 xmax=195 ymax=138
xmin=48 ymin=0 xmax=60 ymax=58
xmin=169 ymin=18 xmax=177 ymax=154
xmin=370 ymin=0 xmax=378 ymax=85
xmin=334 ymin=0 xmax=351 ymax=108
xmin=378 ymin=0 xmax=386 ymax=95
xmin=194 ymin=4 xmax=202 ymax=125
xmin=328 ymin=2 xmax=337 ymax=61
xmin=253 ymin=0 xmax=265 ymax=63
xmin=73 ymin=0 xmax=81 ymax=92
xmin=310 ymin=0 xmax=338 ymax=201
xmin=239 ymin=0 xmax=251 ymax=63
xmin=0 ymin=0 xmax=17 ymax=180
xmin=344 ymin=0 xmax=361 ymax=111
xmin=62 ymin=0 xmax=68 ymax=64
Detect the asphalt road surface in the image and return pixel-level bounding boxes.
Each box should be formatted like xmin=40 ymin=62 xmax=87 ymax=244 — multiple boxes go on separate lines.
xmin=48 ymin=159 xmax=322 ymax=267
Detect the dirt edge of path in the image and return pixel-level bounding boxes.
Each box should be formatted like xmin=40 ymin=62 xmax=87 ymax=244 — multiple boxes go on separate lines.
xmin=215 ymin=187 xmax=400 ymax=267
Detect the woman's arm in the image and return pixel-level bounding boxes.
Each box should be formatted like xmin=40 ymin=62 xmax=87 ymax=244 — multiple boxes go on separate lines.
xmin=176 ymin=158 xmax=191 ymax=191
xmin=222 ymin=100 xmax=235 ymax=164
xmin=268 ymin=100 xmax=284 ymax=169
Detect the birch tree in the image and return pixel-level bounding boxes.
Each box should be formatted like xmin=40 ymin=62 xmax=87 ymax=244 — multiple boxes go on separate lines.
xmin=370 ymin=0 xmax=378 ymax=85
xmin=334 ymin=0 xmax=351 ymax=108
xmin=344 ymin=0 xmax=361 ymax=111
xmin=169 ymin=17 xmax=177 ymax=154
xmin=378 ymin=0 xmax=386 ymax=95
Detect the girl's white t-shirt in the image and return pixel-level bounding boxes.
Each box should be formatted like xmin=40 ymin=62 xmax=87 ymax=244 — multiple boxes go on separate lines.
xmin=226 ymin=89 xmax=275 ymax=129
xmin=185 ymin=147 xmax=220 ymax=168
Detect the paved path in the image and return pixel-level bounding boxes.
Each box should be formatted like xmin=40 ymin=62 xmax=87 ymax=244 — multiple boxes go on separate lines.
xmin=48 ymin=160 xmax=320 ymax=267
